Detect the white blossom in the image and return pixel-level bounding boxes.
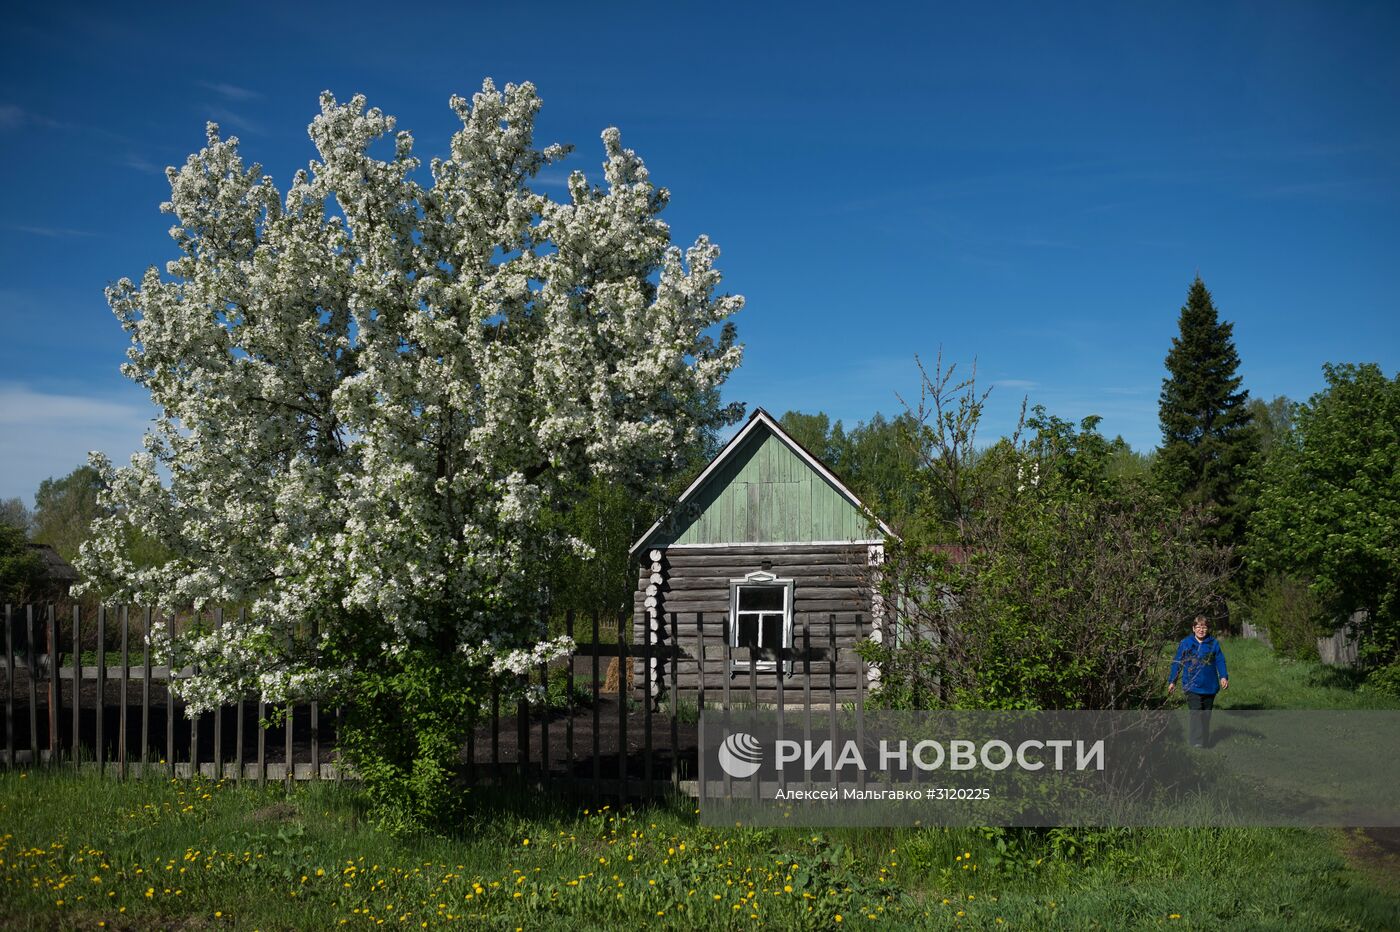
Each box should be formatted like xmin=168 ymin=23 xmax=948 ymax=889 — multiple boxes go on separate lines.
xmin=76 ymin=80 xmax=742 ymax=714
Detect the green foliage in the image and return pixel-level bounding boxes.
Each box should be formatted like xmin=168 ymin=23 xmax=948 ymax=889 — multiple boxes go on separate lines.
xmin=0 ymin=498 xmax=33 ymax=535
xmin=32 ymin=465 xmax=105 ymax=563
xmin=1245 ymin=574 xmax=1325 ymax=661
xmin=778 ymin=409 xmax=923 ymax=531
xmin=325 ymin=616 xmax=492 ymax=832
xmin=1156 ymin=276 xmax=1258 ymax=550
xmin=867 ymin=355 xmax=1229 ymax=710
xmin=1247 ymin=363 xmax=1400 ymax=677
xmin=538 ymin=664 xmax=593 ymax=712
xmin=0 ymin=523 xmax=44 ymax=603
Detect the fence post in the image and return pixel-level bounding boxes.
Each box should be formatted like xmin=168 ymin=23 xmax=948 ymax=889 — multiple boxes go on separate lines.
xmin=310 ymin=615 xmax=318 ymax=782
xmin=47 ymin=604 xmax=58 ymax=765
xmin=517 ymin=673 xmax=530 ymax=781
xmin=212 ymin=608 xmax=223 ymax=778
xmin=236 ymin=608 xmax=246 ymax=782
xmin=284 ymin=625 xmax=294 ymax=790
xmin=828 ymin=613 xmax=837 ymax=786
xmin=591 ymin=611 xmax=600 ymax=799
xmin=617 ymin=615 xmax=628 ymax=804
xmin=855 ymin=613 xmax=865 ymax=793
xmin=166 ymin=611 xmax=176 ymax=778
xmin=96 ymin=606 xmax=106 ymax=775
xmin=721 ymin=621 xmax=731 ymax=800
xmin=141 ymin=607 xmax=152 ymax=771
xmin=643 ymin=609 xmax=653 ymax=801
xmin=119 ymin=606 xmax=129 ymax=779
xmin=803 ymin=616 xmax=812 ymax=792
xmin=72 ymin=604 xmax=81 ymax=770
xmin=669 ymin=612 xmax=679 ymax=792
xmin=4 ymin=604 xmax=12 ymax=768
xmin=776 ymin=617 xmax=785 ymax=796
xmin=25 ymin=606 xmax=38 ymax=766
xmin=565 ymin=609 xmax=575 ymax=783
xmin=490 ymin=682 xmax=500 ymax=783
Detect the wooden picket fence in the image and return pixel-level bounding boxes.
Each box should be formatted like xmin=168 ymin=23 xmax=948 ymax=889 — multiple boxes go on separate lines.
xmin=2 ymin=604 xmax=869 ymax=800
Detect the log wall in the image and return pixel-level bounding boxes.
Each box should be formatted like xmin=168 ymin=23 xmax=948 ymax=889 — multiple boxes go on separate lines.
xmin=632 ymin=543 xmax=877 ymax=702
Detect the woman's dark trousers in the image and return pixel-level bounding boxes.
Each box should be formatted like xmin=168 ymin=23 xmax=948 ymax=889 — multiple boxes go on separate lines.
xmin=1186 ymin=691 xmax=1215 ymax=748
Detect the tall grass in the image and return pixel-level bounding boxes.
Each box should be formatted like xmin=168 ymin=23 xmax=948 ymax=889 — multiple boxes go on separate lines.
xmin=3 ymin=639 xmax=1397 ymax=928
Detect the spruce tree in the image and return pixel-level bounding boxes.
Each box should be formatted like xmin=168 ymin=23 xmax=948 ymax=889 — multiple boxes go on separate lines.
xmin=1157 ymin=276 xmax=1257 ymax=549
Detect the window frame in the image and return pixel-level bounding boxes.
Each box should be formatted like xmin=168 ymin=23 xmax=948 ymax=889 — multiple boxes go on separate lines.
xmin=728 ymin=570 xmax=795 ymax=674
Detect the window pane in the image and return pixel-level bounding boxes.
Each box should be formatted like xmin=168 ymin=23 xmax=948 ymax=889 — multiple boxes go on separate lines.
xmin=735 ymin=614 xmax=760 ymax=649
xmin=761 ymin=615 xmax=784 ymax=656
xmin=738 ymin=585 xmax=784 ymax=612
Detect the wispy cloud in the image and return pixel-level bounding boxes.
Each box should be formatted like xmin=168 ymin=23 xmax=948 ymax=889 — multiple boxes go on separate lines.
xmin=0 ymin=104 xmax=73 ymax=132
xmin=199 ymin=81 xmax=261 ymax=102
xmin=0 ymin=384 xmax=155 ymax=501
xmin=992 ymin=379 xmax=1038 ymax=389
xmin=206 ymin=106 xmax=263 ymax=134
xmin=3 ymin=223 xmax=98 ymax=238
xmin=121 ymin=153 xmax=164 ymax=174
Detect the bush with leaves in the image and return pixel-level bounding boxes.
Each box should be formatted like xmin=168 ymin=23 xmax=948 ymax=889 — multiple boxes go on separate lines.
xmin=864 ymin=356 xmax=1229 ymax=711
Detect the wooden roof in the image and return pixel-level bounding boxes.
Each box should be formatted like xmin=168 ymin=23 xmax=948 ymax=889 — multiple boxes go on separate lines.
xmin=629 ymin=408 xmax=896 ymax=557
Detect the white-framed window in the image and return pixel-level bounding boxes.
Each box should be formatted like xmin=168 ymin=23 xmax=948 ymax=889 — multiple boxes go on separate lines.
xmin=729 ymin=570 xmax=794 ymax=673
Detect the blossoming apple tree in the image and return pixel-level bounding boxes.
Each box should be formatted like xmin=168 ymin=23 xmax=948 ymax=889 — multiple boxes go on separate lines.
xmin=76 ymin=80 xmax=742 ymax=821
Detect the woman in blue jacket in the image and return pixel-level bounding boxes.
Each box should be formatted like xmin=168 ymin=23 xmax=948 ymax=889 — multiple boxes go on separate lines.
xmin=1168 ymin=615 xmax=1229 ymax=747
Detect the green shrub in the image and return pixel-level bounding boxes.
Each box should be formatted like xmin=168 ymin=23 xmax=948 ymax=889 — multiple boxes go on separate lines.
xmin=1246 ymin=574 xmax=1325 ymax=661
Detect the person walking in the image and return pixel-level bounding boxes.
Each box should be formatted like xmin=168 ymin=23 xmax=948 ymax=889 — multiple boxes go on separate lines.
xmin=1168 ymin=615 xmax=1229 ymax=747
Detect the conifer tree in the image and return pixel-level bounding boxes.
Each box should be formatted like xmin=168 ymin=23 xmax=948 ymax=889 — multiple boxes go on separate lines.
xmin=1156 ymin=276 xmax=1257 ymax=549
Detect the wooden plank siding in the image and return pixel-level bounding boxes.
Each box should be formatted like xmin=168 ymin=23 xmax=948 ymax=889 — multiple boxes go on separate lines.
xmin=659 ymin=428 xmax=877 ymax=547
xmin=633 ymin=543 xmax=876 ymax=701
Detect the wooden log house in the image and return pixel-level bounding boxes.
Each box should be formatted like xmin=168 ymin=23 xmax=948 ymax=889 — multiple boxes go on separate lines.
xmin=630 ymin=408 xmax=896 ymax=704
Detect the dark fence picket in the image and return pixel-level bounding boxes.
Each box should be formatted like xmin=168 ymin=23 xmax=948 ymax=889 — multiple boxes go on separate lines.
xmin=47 ymin=605 xmax=58 ymax=764
xmin=776 ymin=623 xmax=785 ymax=795
xmin=236 ymin=609 xmax=246 ymax=782
xmin=4 ymin=604 xmax=12 ymax=767
xmin=669 ymin=611 xmax=679 ymax=792
xmin=96 ymin=606 xmax=106 ymax=775
xmin=828 ymin=613 xmax=837 ymax=785
xmin=565 ymin=610 xmax=575 ymax=781
xmin=855 ymin=613 xmax=865 ymax=793
xmin=72 ymin=605 xmax=81 ymax=770
xmin=141 ymin=607 xmax=152 ymax=770
xmin=517 ymin=674 xmax=530 ymax=779
xmin=166 ymin=613 xmax=175 ymax=777
xmin=310 ymin=616 xmax=319 ymax=782
xmin=212 ymin=608 xmax=223 ymax=777
xmin=284 ymin=626 xmax=294 ymax=788
xmin=491 ymin=683 xmax=500 ymax=782
xmin=749 ymin=641 xmax=759 ymax=803
xmin=803 ymin=616 xmax=812 ymax=792
xmin=617 ymin=618 xmax=627 ymax=804
xmin=257 ymin=692 xmax=267 ymax=785
xmin=722 ymin=627 xmax=731 ymax=800
xmin=539 ymin=656 xmax=550 ymax=788
xmin=643 ymin=613 xmax=653 ymax=801
xmin=591 ymin=611 xmax=600 ymax=798
xmin=118 ymin=606 xmax=129 ymax=778
xmin=26 ymin=607 xmax=38 ymax=766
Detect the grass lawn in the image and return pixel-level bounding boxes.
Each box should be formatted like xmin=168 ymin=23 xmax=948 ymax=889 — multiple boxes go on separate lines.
xmin=2 ymin=636 xmax=1396 ymax=930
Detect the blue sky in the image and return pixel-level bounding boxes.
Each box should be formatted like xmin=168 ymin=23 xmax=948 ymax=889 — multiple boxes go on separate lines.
xmin=2 ymin=1 xmax=1397 ymax=502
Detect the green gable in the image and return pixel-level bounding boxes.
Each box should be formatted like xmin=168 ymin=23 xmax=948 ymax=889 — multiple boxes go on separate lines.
xmin=642 ymin=419 xmax=878 ymax=549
